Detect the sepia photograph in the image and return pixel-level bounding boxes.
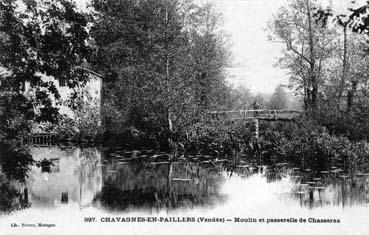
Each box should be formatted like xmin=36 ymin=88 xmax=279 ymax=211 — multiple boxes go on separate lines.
xmin=1 ymin=0 xmax=369 ymax=234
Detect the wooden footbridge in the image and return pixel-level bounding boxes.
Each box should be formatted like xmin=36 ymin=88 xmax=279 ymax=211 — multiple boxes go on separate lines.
xmin=207 ymin=109 xmax=302 ymax=138
xmin=208 ymin=109 xmax=301 ymax=121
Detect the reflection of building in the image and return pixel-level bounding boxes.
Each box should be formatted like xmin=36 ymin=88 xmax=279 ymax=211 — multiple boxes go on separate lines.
xmin=22 ymin=147 xmax=102 ymax=208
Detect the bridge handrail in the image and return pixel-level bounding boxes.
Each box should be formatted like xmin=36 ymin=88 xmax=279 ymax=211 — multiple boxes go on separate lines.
xmin=208 ymin=109 xmax=302 ymax=114
xmin=207 ymin=109 xmax=302 ymax=121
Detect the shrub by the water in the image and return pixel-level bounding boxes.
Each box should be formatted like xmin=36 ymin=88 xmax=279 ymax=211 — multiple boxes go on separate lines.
xmin=180 ymin=119 xmax=369 ymax=173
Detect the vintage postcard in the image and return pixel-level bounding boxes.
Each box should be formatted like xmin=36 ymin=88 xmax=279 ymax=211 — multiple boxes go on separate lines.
xmin=1 ymin=0 xmax=369 ymax=234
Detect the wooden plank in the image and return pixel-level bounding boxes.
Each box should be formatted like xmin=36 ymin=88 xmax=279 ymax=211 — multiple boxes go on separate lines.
xmin=207 ymin=109 xmax=301 ymax=121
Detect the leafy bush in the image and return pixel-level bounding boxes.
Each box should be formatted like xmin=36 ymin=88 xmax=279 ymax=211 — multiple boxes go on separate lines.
xmin=41 ymin=92 xmax=104 ymax=143
xmin=180 ymin=118 xmax=369 ymax=174
xmin=0 ymin=143 xmax=34 ymax=182
xmin=259 ymin=120 xmax=369 ymax=173
xmin=181 ymin=120 xmax=252 ymax=158
xmin=73 ymin=93 xmax=104 ymax=142
xmin=0 ymin=178 xmax=20 ymax=214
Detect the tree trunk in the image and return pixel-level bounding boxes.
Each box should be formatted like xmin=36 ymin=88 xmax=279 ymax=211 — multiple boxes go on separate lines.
xmin=307 ymin=0 xmax=318 ymax=112
xmin=311 ymin=75 xmax=318 ymax=110
xmin=347 ymin=80 xmax=357 ymax=112
xmin=338 ymin=24 xmax=348 ymax=109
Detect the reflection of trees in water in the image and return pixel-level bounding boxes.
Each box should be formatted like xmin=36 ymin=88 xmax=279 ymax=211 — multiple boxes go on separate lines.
xmin=290 ymin=171 xmax=369 ymax=208
xmin=0 ymin=178 xmax=27 ymax=213
xmin=0 ymin=143 xmax=34 ymax=182
xmin=0 ymin=177 xmax=31 ymax=214
xmin=231 ymin=164 xmax=287 ymax=183
xmin=241 ymin=140 xmax=369 ymax=209
xmin=2 ymin=144 xmax=369 ymax=213
xmin=77 ymin=148 xmax=102 ymax=206
xmin=230 ymin=162 xmax=369 ymax=209
xmin=0 ymin=143 xmax=33 ymax=214
xmin=94 ymin=160 xmax=227 ymax=211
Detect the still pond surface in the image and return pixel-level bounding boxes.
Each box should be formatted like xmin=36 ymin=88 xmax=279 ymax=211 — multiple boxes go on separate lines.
xmin=1 ymin=147 xmax=369 ymax=235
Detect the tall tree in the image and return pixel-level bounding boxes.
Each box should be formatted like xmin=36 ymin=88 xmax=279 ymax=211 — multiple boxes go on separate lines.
xmin=268 ymin=85 xmax=289 ymax=110
xmin=315 ymin=3 xmax=369 ymax=112
xmin=91 ymin=0 xmax=230 ymax=143
xmin=268 ymin=0 xmax=336 ymax=113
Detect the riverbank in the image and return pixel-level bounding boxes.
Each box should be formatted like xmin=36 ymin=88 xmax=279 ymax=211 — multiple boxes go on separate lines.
xmin=46 ymin=117 xmax=369 ymax=176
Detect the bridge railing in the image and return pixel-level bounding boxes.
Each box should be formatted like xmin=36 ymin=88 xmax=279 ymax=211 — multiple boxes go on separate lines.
xmin=207 ymin=109 xmax=301 ymax=120
xmin=25 ymin=133 xmax=57 ymax=146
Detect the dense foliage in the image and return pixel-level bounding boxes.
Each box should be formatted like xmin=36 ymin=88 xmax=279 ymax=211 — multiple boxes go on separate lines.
xmin=0 ymin=0 xmax=93 ymax=198
xmin=183 ymin=119 xmax=369 ymax=176
xmin=90 ymin=0 xmax=231 ymax=145
xmin=269 ymin=0 xmax=369 ymax=140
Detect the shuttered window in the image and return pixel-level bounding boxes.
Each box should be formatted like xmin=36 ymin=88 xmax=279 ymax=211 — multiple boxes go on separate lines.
xmin=59 ymin=78 xmax=66 ymax=87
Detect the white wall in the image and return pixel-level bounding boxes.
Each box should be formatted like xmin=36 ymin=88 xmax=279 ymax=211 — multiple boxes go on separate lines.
xmin=25 ymin=72 xmax=102 ymax=120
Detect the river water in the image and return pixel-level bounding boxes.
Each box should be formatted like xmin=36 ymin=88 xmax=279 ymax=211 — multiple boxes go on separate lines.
xmin=1 ymin=147 xmax=369 ymax=235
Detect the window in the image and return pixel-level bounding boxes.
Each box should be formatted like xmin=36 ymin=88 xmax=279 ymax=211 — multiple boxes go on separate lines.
xmin=61 ymin=192 xmax=68 ymax=204
xmin=59 ymin=78 xmax=66 ymax=87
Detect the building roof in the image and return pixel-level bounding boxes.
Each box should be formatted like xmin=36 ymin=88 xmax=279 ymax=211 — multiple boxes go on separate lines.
xmin=75 ymin=66 xmax=103 ymax=78
xmin=0 ymin=64 xmax=103 ymax=79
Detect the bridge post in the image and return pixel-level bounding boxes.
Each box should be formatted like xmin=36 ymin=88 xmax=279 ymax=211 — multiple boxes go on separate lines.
xmin=251 ymin=118 xmax=259 ymax=139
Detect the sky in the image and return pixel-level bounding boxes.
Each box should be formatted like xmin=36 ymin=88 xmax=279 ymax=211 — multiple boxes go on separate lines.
xmin=218 ymin=0 xmax=288 ymax=94
xmin=217 ymin=0 xmax=363 ymax=94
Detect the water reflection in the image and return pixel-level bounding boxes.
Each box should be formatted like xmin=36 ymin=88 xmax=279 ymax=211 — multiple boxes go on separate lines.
xmin=1 ymin=147 xmax=369 ymax=215
xmin=27 ymin=147 xmax=102 ymax=208
xmin=0 ymin=177 xmax=29 ymax=213
xmin=0 ymin=147 xmax=102 ymax=213
xmin=289 ymin=173 xmax=369 ymax=208
xmin=95 ymin=156 xmax=227 ymax=212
